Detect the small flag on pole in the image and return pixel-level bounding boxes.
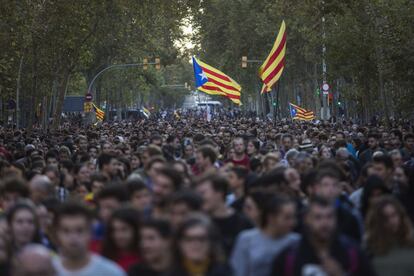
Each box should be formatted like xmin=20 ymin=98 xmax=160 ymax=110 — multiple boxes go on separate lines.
xmin=142 ymin=107 xmax=150 ymax=118
xmin=92 ymin=103 xmax=105 ymax=121
xmin=289 ymin=103 xmax=315 ymax=121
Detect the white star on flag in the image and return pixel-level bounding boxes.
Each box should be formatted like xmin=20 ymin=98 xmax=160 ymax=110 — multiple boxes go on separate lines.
xmin=199 ymin=71 xmax=207 ymax=80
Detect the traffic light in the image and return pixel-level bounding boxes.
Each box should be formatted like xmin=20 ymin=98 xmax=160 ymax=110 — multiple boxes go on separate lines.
xmin=272 ymin=100 xmax=277 ymax=106
xmin=143 ymin=58 xmax=148 ymax=70
xmin=155 ymin=57 xmax=161 ymax=70
xmin=315 ymin=88 xmax=321 ymax=96
xmin=241 ymin=56 xmax=248 ymax=68
xmin=337 ymin=101 xmax=341 ymax=106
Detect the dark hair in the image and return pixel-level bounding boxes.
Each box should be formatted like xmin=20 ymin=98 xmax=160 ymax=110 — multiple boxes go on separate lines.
xmin=305 ymin=196 xmax=334 ymax=215
xmin=197 ymin=146 xmax=217 ymax=164
xmin=198 ymin=174 xmax=229 ymax=200
xmin=97 ymin=153 xmax=116 ymax=170
xmin=96 ymin=184 xmax=128 ymax=203
xmin=141 ymin=218 xmax=172 ymax=239
xmin=247 ymin=139 xmax=260 ymax=152
xmin=45 ymin=151 xmax=58 ymax=161
xmin=7 ymin=203 xmax=42 ymax=245
xmin=404 ymin=133 xmax=414 ymax=142
xmin=157 ymin=167 xmax=183 ymax=191
xmin=90 ymin=173 xmax=109 ymax=184
xmin=102 ymin=207 xmax=141 ymax=260
xmin=366 ymin=195 xmax=414 ymax=255
xmin=174 ymin=216 xmax=224 ymax=265
xmin=145 ymin=156 xmax=166 ymax=171
xmin=229 ymin=166 xmax=249 ymax=181
xmin=367 ymin=133 xmax=379 ymax=140
xmin=0 ymin=177 xmax=30 ymax=198
xmin=169 ymin=190 xmax=202 ymax=211
xmin=261 ymin=195 xmax=294 ymax=228
xmin=54 ymin=201 xmax=93 ymax=227
xmin=360 ymin=175 xmax=390 ymax=217
xmin=126 ymin=178 xmax=149 ymax=196
xmin=373 ymin=154 xmax=394 ymax=169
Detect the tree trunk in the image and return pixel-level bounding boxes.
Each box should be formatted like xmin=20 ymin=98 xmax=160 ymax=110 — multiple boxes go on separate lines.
xmin=51 ymin=69 xmax=71 ymax=131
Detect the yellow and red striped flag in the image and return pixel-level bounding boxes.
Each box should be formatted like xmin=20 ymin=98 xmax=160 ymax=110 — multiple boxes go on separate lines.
xmin=192 ymin=57 xmax=242 ymax=105
xmin=259 ymin=20 xmax=287 ymax=94
xmin=289 ymin=103 xmax=315 ymax=121
xmin=92 ymin=103 xmax=105 ymax=121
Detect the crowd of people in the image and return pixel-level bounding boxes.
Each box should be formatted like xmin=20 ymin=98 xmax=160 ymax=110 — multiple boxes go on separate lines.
xmin=0 ymin=114 xmax=414 ymax=276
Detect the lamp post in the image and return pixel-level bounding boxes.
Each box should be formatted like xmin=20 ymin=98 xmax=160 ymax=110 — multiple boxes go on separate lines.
xmin=86 ymin=58 xmax=161 ymax=124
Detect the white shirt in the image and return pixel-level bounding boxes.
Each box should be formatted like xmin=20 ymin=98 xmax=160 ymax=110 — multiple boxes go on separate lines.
xmin=53 ymin=254 xmax=126 ymax=276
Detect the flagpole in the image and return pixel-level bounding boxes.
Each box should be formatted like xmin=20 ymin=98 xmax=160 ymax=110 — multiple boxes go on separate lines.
xmin=275 ymin=81 xmax=281 ymax=121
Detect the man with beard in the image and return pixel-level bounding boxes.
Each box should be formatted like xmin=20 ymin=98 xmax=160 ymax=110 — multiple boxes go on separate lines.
xmin=271 ymin=197 xmax=375 ymax=276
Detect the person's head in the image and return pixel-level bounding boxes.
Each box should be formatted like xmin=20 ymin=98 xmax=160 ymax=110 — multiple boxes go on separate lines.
xmin=370 ymin=154 xmax=394 ymax=184
xmin=87 ymin=145 xmax=98 ymax=159
xmin=285 ymin=149 xmax=299 ymax=167
xmin=335 ymin=147 xmax=349 ymax=165
xmin=90 ymin=173 xmax=108 ymax=195
xmin=174 ymin=215 xmax=223 ymax=264
xmin=233 ymin=137 xmax=246 ymax=156
xmin=309 ymin=169 xmax=341 ymax=202
xmin=96 ymin=185 xmax=128 ymax=223
xmin=29 ymin=175 xmax=54 ymax=205
xmin=366 ymin=195 xmax=414 ymax=255
xmin=294 ymin=152 xmax=314 ymax=175
xmin=367 ymin=133 xmax=379 ymax=150
xmin=262 ymin=153 xmax=281 ymax=173
xmin=45 ymin=152 xmax=58 ymax=168
xmin=360 ymin=175 xmax=390 ymax=217
xmin=195 ymin=146 xmax=216 ymax=171
xmin=260 ymin=195 xmax=296 ymax=236
xmin=7 ymin=203 xmax=41 ymax=249
xmin=404 ymin=133 xmax=414 ymax=151
xmin=130 ymin=152 xmax=142 ymax=170
xmin=168 ymin=191 xmax=202 ymax=229
xmin=243 ymin=191 xmax=267 ymax=226
xmin=153 ymin=167 xmax=183 ymax=206
xmin=196 ymin=174 xmax=228 ymax=214
xmin=183 ymin=143 xmax=195 ymax=159
xmin=227 ymin=167 xmax=248 ymax=194
xmin=54 ymin=202 xmax=93 ymax=259
xmin=102 ymin=207 xmax=141 ymax=260
xmin=282 ymin=134 xmax=293 ymax=151
xmin=12 ymin=244 xmax=55 ymax=276
xmin=284 ymin=168 xmax=301 ymax=193
xmin=97 ymin=153 xmax=117 ymax=178
xmin=319 ymin=145 xmax=332 ymax=159
xmin=74 ymin=163 xmax=90 ymax=184
xmin=247 ymin=139 xmax=260 ymax=156
xmin=140 ymin=219 xmax=172 ymax=265
xmin=0 ymin=177 xmax=30 ymax=211
xmin=126 ymin=179 xmax=152 ymax=212
xmin=145 ymin=156 xmax=166 ymax=179
xmin=150 ymin=135 xmax=163 ymax=147
xmin=389 ymin=149 xmax=403 ymax=168
xmin=304 ymin=197 xmax=336 ymax=242
xmin=76 ymin=136 xmax=88 ymax=152
xmin=222 ymin=130 xmax=232 ymax=145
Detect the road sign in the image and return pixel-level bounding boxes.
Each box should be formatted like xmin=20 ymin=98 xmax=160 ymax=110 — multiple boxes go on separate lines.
xmin=322 ymin=83 xmax=330 ymax=91
xmin=323 ymin=91 xmax=329 ymax=95
xmin=85 ymin=93 xmax=93 ymax=102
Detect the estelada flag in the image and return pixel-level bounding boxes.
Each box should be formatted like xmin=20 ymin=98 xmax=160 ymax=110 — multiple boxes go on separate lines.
xmin=192 ymin=56 xmax=242 ymax=105
xmin=259 ymin=21 xmax=287 ymax=94
xmin=289 ymin=103 xmax=315 ymax=121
